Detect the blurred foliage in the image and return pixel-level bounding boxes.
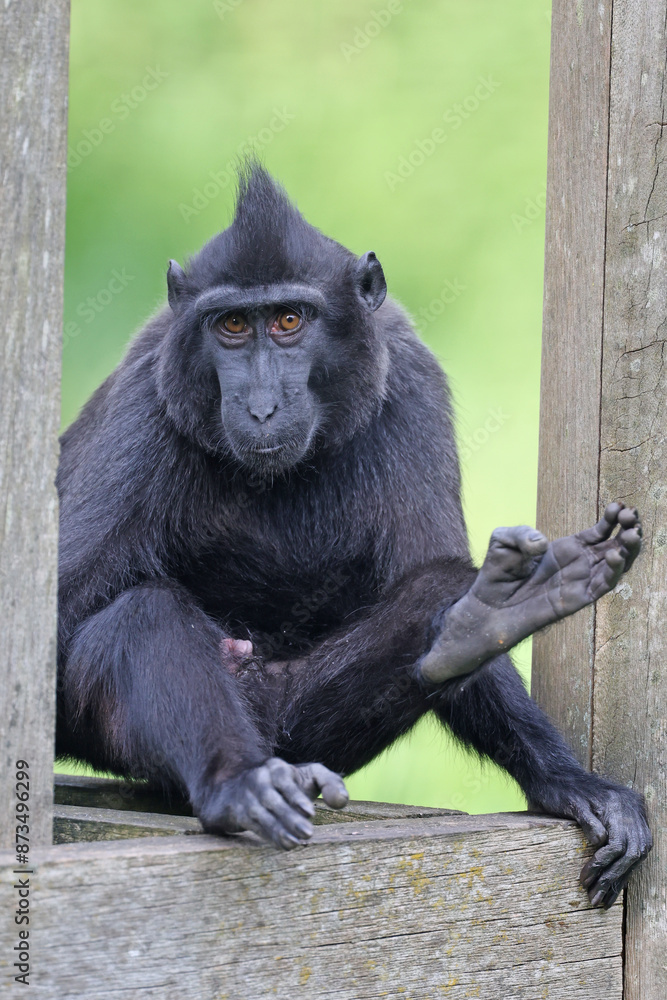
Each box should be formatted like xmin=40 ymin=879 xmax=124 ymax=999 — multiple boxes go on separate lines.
xmin=63 ymin=0 xmax=552 ymax=811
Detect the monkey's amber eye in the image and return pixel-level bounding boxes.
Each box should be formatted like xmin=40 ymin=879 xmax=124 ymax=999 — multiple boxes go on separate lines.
xmin=275 ymin=310 xmax=302 ymax=332
xmin=222 ymin=313 xmax=247 ymax=334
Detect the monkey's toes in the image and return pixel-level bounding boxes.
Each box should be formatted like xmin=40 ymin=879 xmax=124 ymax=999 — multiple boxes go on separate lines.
xmin=579 ymin=502 xmax=639 ymax=546
xmin=617 ymin=506 xmax=639 ymax=529
xmin=484 ymin=527 xmax=549 ymax=584
xmin=602 ymin=501 xmax=624 ymax=525
xmin=489 ymin=525 xmax=549 ymax=557
xmin=605 ymin=549 xmax=625 ymax=570
xmin=618 ymin=526 xmax=642 ymax=552
xmin=617 ymin=523 xmax=642 ymax=571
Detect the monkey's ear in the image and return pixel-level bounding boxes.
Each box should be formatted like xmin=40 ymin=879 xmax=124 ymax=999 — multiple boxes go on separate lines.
xmin=354 ymin=251 xmax=387 ymax=312
xmin=167 ymin=260 xmax=188 ymax=311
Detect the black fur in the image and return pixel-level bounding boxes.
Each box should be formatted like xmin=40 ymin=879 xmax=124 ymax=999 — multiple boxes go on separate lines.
xmin=57 ymin=168 xmax=649 ymax=903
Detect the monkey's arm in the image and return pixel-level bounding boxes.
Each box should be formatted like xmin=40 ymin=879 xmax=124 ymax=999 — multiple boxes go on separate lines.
xmin=432 ymin=655 xmax=652 ymax=908
xmin=417 ymin=503 xmax=642 ymax=684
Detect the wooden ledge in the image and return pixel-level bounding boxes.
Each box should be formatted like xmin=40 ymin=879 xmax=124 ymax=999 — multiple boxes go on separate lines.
xmin=1 ymin=809 xmax=621 ymax=1000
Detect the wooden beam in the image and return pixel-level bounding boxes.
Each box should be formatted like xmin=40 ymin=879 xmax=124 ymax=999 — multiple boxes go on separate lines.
xmin=533 ymin=0 xmax=612 ymax=766
xmin=0 ymin=0 xmax=70 ymax=849
xmin=594 ymin=5 xmax=667 ymax=999
xmin=2 ymin=813 xmax=622 ymax=999
xmin=53 ymin=804 xmax=203 ymax=843
xmin=51 ymin=776 xmax=462 ymax=844
xmin=53 ymin=772 xmax=462 ymax=820
xmin=534 ymin=2 xmax=666 ymax=997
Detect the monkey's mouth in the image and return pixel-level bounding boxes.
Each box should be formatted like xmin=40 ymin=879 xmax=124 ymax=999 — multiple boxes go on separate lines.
xmin=253 ymin=443 xmax=285 ymax=455
xmin=223 ymin=416 xmax=318 ymax=475
xmin=237 ymin=430 xmax=315 ymax=475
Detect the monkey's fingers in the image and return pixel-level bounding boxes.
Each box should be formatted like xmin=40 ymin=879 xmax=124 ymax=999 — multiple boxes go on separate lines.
xmin=256 ymin=785 xmax=314 ymax=842
xmin=267 ymin=758 xmax=317 ymax=819
xmin=293 ymin=762 xmax=349 ymax=810
xmin=581 ymin=843 xmax=645 ymax=909
xmin=576 ymin=502 xmax=624 ymax=545
xmin=572 ymin=805 xmax=607 ymax=848
xmin=578 ymin=788 xmax=652 ymax=908
xmin=241 ymin=799 xmax=304 ymax=851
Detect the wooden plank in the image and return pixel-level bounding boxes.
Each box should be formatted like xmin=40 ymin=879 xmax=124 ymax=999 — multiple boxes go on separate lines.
xmin=51 ymin=801 xmax=462 ymax=846
xmin=535 ymin=2 xmax=666 ymax=996
xmin=532 ymin=0 xmax=612 ymax=767
xmin=1 ymin=813 xmax=622 ymax=999
xmin=53 ymin=773 xmax=462 ymax=821
xmin=53 ymin=804 xmax=203 ymax=843
xmin=593 ymin=4 xmax=667 ymax=999
xmin=54 ymin=773 xmax=195 ymax=815
xmin=0 ymin=0 xmax=70 ymax=849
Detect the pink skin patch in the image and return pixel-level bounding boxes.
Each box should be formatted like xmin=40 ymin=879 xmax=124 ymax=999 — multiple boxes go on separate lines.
xmin=220 ymin=638 xmax=305 ymax=682
xmin=221 ymin=638 xmax=254 ymax=662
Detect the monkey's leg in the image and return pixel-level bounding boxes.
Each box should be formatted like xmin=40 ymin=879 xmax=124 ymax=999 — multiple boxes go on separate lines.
xmin=272 ymin=561 xmax=479 ymax=776
xmin=418 ymin=503 xmax=642 ymax=683
xmin=432 ymin=654 xmax=652 ymax=908
xmin=60 ymin=581 xmax=346 ymax=849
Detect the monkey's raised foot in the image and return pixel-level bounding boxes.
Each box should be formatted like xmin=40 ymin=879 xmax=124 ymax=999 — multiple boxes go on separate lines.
xmin=199 ymin=757 xmax=348 ymax=849
xmin=418 ymin=502 xmax=642 ymax=684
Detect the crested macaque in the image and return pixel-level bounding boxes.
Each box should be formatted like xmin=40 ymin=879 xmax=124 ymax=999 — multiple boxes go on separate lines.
xmin=57 ymin=166 xmax=651 ymax=908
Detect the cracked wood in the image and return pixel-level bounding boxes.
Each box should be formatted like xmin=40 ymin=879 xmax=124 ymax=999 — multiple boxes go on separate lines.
xmin=0 ymin=813 xmax=622 ymax=1000
xmin=0 ymin=0 xmax=70 ymax=849
xmin=534 ymin=3 xmax=667 ymax=999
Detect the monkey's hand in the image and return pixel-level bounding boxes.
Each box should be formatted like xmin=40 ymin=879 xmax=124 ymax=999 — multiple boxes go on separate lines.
xmin=199 ymin=757 xmax=349 ymax=849
xmin=529 ymin=777 xmax=652 ymax=908
xmin=418 ymin=502 xmax=641 ymax=684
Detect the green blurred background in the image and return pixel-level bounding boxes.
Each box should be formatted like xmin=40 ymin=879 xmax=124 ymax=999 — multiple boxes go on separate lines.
xmin=63 ymin=0 xmax=552 ymax=812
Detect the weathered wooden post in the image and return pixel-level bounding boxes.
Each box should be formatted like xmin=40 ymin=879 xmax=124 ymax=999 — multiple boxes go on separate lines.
xmin=0 ymin=0 xmax=70 ymax=849
xmin=534 ymin=3 xmax=666 ymax=998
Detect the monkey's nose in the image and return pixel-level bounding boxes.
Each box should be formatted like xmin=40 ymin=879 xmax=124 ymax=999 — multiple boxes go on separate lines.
xmin=248 ymin=397 xmax=278 ymax=423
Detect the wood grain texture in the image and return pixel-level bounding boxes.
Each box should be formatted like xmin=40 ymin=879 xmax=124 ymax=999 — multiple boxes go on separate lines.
xmin=51 ymin=793 xmax=462 ymax=844
xmin=535 ymin=2 xmax=666 ymax=997
xmin=53 ymin=804 xmax=203 ymax=843
xmin=53 ymin=773 xmax=462 ymax=820
xmin=1 ymin=813 xmax=622 ymax=1000
xmin=593 ymin=4 xmax=667 ymax=998
xmin=532 ymin=0 xmax=612 ymax=767
xmin=0 ymin=0 xmax=70 ymax=848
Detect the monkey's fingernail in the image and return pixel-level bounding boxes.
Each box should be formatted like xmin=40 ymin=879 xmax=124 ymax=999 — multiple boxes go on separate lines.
xmin=590 ymin=890 xmax=605 ymax=907
xmin=296 ymin=820 xmax=313 ymax=838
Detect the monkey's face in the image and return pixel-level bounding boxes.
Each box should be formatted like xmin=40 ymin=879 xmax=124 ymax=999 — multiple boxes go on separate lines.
xmin=161 ymin=167 xmax=389 ymax=472
xmin=204 ymin=295 xmax=326 ymax=475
